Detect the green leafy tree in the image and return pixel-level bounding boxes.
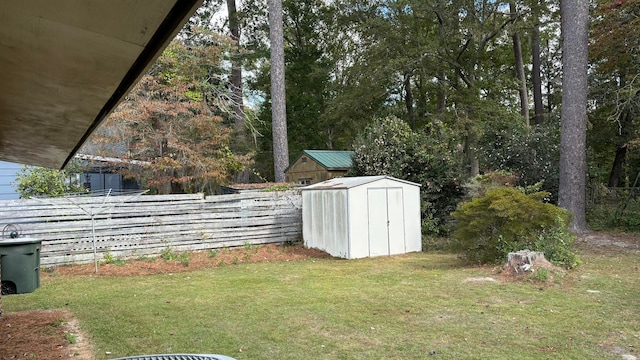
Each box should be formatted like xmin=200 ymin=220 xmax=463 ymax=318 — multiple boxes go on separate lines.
xmin=350 ymin=116 xmax=465 ymax=234
xmin=13 ymin=165 xmax=86 ymax=198
xmin=589 ymin=0 xmax=640 ymax=188
xmin=350 ymin=116 xmax=414 ymax=178
xmin=479 ymin=121 xmax=561 ymax=201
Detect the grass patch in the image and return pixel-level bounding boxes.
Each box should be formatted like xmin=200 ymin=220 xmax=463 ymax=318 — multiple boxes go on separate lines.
xmin=160 ymin=247 xmax=190 ymax=267
xmin=65 ymin=332 xmax=77 ymax=344
xmin=136 ymin=255 xmax=156 ymax=262
xmin=4 ymin=251 xmax=640 ymax=359
xmin=102 ymin=250 xmax=126 ymax=266
xmin=51 ymin=318 xmax=66 ymax=327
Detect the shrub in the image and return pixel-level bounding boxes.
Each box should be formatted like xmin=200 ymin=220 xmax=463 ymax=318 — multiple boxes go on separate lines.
xmin=451 ymin=186 xmax=578 ymax=267
xmin=478 ymin=122 xmax=560 ymax=202
xmin=349 ymin=116 xmax=413 ymax=178
xmin=350 ymin=116 xmax=465 ymax=235
xmin=13 ymin=164 xmax=86 ymax=198
xmin=587 ymin=186 xmax=640 ymax=232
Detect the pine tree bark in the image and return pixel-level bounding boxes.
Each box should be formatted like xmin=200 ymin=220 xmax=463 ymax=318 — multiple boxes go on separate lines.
xmin=404 ymin=72 xmax=416 ymax=129
xmin=608 ymin=144 xmax=627 ymax=188
xmin=558 ymin=0 xmax=589 ymax=232
xmin=510 ymin=2 xmax=529 ymax=125
xmin=227 ymin=0 xmax=250 ymax=183
xmin=608 ymin=105 xmax=633 ymax=187
xmin=268 ymin=0 xmax=289 ymax=183
xmin=532 ymin=22 xmax=545 ymax=125
xmin=227 ymin=0 xmax=244 ymax=138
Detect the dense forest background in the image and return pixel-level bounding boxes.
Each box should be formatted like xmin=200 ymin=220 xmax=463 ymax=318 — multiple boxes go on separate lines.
xmin=80 ymin=0 xmax=639 ymax=232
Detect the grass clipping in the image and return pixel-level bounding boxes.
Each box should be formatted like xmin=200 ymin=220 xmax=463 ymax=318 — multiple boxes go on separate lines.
xmin=501 ymin=250 xmax=565 ymax=283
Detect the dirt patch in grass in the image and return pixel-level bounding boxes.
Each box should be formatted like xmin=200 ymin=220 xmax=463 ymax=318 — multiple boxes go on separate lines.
xmin=1 ymin=243 xmax=331 ymax=359
xmin=45 ymin=243 xmax=332 ymax=277
xmin=576 ymin=231 xmax=640 ymax=254
xmin=0 ymin=309 xmax=94 ymax=360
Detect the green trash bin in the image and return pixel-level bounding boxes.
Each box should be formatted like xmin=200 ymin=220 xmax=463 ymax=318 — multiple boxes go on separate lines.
xmin=0 ymin=238 xmax=42 ymax=295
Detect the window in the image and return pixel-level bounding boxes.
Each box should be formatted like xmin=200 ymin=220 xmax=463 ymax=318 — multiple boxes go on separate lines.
xmin=301 ymin=157 xmax=307 ymax=163
xmin=298 ymin=178 xmax=312 ymax=185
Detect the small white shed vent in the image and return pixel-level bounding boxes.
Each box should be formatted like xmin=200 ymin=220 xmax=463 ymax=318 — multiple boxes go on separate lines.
xmin=302 ymin=176 xmax=421 ymax=259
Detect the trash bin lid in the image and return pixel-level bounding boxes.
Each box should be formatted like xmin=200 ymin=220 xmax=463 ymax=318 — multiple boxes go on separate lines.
xmin=0 ymin=237 xmax=42 ymax=246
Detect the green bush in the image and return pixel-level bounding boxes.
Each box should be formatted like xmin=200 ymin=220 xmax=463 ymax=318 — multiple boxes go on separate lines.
xmin=587 ymin=186 xmax=640 ymax=232
xmin=478 ymin=122 xmax=560 ymax=202
xmin=13 ymin=164 xmax=86 ymax=198
xmin=350 ymin=116 xmax=465 ymax=235
xmin=451 ymin=186 xmax=578 ymax=267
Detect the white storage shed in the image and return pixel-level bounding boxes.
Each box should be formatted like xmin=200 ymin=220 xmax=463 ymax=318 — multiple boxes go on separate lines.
xmin=302 ymin=176 xmax=422 ymax=259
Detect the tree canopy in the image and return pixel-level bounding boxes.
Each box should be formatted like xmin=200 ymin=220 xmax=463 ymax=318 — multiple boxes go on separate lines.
xmin=77 ymin=0 xmax=640 ymax=232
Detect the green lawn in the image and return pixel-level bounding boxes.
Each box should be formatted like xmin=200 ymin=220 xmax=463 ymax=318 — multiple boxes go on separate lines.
xmin=4 ymin=250 xmax=640 ymax=359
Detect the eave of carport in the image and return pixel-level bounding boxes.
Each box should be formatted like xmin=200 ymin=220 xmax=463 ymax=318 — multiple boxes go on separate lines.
xmin=0 ymin=1 xmax=202 ymax=169
xmin=63 ymin=0 xmax=202 ymax=169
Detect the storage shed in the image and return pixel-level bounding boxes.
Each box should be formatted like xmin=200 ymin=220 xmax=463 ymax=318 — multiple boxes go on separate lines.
xmin=302 ymin=176 xmax=421 ymax=259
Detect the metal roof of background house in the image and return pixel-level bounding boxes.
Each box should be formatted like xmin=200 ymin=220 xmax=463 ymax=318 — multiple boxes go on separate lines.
xmin=286 ymin=150 xmax=354 ymax=172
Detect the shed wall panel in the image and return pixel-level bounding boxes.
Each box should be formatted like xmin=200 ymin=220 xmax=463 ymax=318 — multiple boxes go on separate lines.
xmin=322 ymin=190 xmax=336 ymax=256
xmin=333 ymin=190 xmax=348 ymax=258
xmin=348 ymin=186 xmax=369 ymax=258
xmin=404 ymin=186 xmax=422 ymax=252
xmin=387 ymin=187 xmax=406 ymax=255
xmin=302 ymin=191 xmax=314 ymax=248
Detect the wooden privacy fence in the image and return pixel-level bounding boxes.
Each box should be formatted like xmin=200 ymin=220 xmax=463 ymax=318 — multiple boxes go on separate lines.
xmin=0 ymin=191 xmax=302 ymax=266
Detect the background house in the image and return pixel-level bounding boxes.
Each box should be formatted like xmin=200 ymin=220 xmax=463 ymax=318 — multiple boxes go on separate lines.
xmin=285 ymin=150 xmax=354 ymax=185
xmin=76 ymin=154 xmax=144 ymax=195
xmin=0 ymin=161 xmax=22 ymax=200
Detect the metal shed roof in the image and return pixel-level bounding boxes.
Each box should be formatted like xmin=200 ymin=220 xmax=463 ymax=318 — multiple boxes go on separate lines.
xmin=286 ymin=150 xmax=354 ymax=172
xmin=0 ymin=0 xmax=202 ymax=169
xmin=301 ymin=175 xmax=420 ymax=190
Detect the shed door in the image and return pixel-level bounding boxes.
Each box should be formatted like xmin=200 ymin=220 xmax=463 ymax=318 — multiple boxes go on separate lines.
xmin=387 ymin=188 xmax=406 ymax=255
xmin=367 ymin=187 xmax=405 ymax=256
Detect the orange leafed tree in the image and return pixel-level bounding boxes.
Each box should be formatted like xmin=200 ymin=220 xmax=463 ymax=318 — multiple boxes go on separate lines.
xmin=90 ymin=33 xmax=251 ymax=194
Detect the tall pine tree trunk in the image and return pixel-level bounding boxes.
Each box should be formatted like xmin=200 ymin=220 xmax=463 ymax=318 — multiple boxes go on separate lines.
xmin=510 ymin=2 xmax=529 ymax=125
xmin=227 ymin=0 xmax=250 ymax=183
xmin=436 ymin=70 xmax=446 ymax=114
xmin=608 ymin=92 xmax=633 ymax=187
xmin=608 ymin=144 xmax=627 ymax=188
xmin=268 ymin=0 xmax=289 ymax=183
xmin=404 ymin=72 xmax=416 ymax=129
xmin=558 ymin=0 xmax=589 ymax=232
xmin=532 ymin=15 xmax=545 ymax=124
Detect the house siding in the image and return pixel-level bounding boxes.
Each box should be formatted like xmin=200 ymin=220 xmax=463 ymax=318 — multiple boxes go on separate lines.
xmin=0 ymin=161 xmax=22 ymax=200
xmin=285 ymin=156 xmax=348 ymax=184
